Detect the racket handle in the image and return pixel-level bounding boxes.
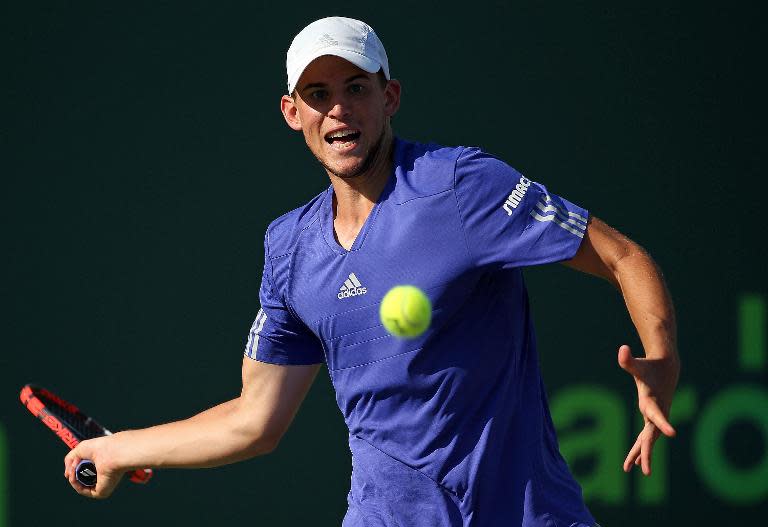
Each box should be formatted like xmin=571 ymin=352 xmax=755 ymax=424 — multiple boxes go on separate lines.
xmin=75 ymin=459 xmax=97 ymax=487
xmin=74 ymin=460 xmax=153 ymax=487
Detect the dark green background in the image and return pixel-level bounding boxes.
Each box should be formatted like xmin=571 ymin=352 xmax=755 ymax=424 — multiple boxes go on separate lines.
xmin=2 ymin=2 xmax=765 ymax=525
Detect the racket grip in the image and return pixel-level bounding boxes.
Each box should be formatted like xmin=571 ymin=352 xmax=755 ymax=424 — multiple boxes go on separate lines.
xmin=75 ymin=459 xmax=97 ymax=487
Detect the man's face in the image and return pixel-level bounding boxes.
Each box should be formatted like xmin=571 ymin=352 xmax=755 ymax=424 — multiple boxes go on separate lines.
xmin=281 ymin=55 xmax=401 ymax=179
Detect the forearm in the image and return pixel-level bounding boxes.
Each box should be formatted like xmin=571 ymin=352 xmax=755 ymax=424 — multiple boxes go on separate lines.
xmin=65 ymin=361 xmax=319 ymax=499
xmin=613 ymin=246 xmax=679 ymax=366
xmin=568 ymin=218 xmax=680 ymax=366
xmin=108 ymin=397 xmax=275 ymax=471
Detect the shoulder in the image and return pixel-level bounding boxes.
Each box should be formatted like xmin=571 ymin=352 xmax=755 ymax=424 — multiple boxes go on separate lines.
xmin=399 ymin=139 xmax=465 ymax=166
xmin=393 ymin=139 xmax=520 ymax=204
xmin=453 ymin=146 xmax=526 ymax=204
xmin=264 ymin=190 xmax=326 ymax=259
xmin=391 ymin=138 xmax=464 ymax=203
xmin=454 ymin=146 xmax=523 ymax=184
xmin=448 ymin=145 xmax=534 ymax=225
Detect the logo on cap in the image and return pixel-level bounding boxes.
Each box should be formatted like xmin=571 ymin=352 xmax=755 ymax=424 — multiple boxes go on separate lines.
xmin=318 ymin=33 xmax=339 ymax=47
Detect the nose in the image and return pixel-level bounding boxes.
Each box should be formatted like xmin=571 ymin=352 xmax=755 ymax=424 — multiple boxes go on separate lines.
xmin=327 ymin=95 xmax=352 ymax=120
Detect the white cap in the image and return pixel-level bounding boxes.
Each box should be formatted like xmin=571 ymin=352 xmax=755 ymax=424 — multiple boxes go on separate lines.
xmin=286 ymin=17 xmax=390 ymax=94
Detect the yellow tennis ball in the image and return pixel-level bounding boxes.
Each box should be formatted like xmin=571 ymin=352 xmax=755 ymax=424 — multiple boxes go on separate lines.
xmin=379 ymin=285 xmax=432 ymax=338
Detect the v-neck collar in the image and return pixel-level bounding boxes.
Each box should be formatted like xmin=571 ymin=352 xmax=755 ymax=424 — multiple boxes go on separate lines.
xmin=320 ymin=138 xmax=402 ymax=255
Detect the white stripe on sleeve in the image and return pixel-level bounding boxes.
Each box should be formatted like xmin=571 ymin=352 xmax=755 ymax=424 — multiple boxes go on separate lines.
xmin=245 ymin=309 xmax=267 ymax=358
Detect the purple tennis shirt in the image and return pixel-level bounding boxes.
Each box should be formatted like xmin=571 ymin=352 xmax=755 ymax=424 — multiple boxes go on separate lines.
xmin=245 ymin=138 xmax=596 ymax=527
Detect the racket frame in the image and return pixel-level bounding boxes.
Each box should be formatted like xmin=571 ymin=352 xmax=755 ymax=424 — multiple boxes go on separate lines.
xmin=20 ymin=384 xmax=152 ymax=485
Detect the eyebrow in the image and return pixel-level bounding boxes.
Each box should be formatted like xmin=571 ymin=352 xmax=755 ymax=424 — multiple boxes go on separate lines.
xmin=300 ymin=73 xmax=370 ymax=92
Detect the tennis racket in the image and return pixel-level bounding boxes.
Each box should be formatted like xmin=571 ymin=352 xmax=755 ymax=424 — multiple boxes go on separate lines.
xmin=20 ymin=384 xmax=153 ymax=487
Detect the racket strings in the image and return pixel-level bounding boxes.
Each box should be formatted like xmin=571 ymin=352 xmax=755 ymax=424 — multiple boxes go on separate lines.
xmin=36 ymin=391 xmax=106 ymax=440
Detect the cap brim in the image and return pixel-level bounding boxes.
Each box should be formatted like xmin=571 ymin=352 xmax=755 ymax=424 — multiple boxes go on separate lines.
xmin=288 ymin=49 xmax=381 ymax=94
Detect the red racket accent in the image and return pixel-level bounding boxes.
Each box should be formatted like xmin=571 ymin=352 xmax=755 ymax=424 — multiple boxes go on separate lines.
xmin=129 ymin=469 xmax=154 ymax=484
xmin=20 ymin=384 xmax=154 ymax=485
xmin=20 ymin=385 xmax=80 ymax=448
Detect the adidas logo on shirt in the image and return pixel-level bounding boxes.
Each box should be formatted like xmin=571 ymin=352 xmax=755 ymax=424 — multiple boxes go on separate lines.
xmin=338 ymin=272 xmax=367 ymax=299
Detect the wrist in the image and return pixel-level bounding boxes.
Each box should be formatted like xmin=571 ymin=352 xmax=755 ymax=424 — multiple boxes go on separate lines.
xmin=108 ymin=430 xmax=142 ymax=472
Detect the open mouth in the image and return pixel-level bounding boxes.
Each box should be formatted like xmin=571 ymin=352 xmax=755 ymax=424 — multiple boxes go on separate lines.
xmin=325 ymin=128 xmax=361 ymax=147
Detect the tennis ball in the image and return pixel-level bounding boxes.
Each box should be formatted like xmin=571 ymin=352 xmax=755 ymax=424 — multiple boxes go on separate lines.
xmin=379 ymin=285 xmax=432 ymax=338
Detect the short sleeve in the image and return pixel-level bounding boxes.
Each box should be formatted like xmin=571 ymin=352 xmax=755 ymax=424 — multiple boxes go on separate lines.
xmin=454 ymin=147 xmax=589 ymax=269
xmin=244 ymin=238 xmax=325 ymax=365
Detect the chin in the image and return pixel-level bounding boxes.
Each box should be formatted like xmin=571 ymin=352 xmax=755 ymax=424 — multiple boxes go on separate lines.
xmin=320 ymin=149 xmax=371 ymax=178
xmin=328 ymin=160 xmax=368 ymax=179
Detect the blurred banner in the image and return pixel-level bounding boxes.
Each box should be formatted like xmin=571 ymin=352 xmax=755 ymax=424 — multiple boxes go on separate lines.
xmin=2 ymin=2 xmax=765 ymax=526
xmin=552 ymin=293 xmax=766 ymax=506
xmin=0 ymin=424 xmax=6 ymax=527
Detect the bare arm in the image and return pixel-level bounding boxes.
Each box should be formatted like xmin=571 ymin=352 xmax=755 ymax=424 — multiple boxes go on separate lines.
xmin=564 ymin=216 xmax=680 ymax=475
xmin=64 ymin=358 xmax=321 ymax=498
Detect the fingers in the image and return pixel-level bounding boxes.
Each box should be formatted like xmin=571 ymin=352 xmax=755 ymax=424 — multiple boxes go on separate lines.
xmin=63 ymin=440 xmax=110 ymax=498
xmin=640 ymin=430 xmax=652 ymax=475
xmin=640 ymin=398 xmax=677 ymax=437
xmin=624 ymin=423 xmax=663 ymax=476
xmin=641 ymin=422 xmax=663 ymax=476
xmin=64 ymin=448 xmax=86 ymax=494
xmin=65 ymin=462 xmax=115 ymax=499
xmin=65 ymin=459 xmax=96 ymax=498
xmin=623 ymin=436 xmax=641 ymax=472
xmin=63 ymin=448 xmax=80 ymax=482
xmin=623 ymin=432 xmax=651 ymax=475
xmin=619 ymin=342 xmax=678 ymax=476
xmin=618 ymin=342 xmax=677 ymax=436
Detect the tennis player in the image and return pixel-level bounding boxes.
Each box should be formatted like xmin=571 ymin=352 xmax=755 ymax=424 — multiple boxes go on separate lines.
xmin=65 ymin=16 xmax=680 ymax=527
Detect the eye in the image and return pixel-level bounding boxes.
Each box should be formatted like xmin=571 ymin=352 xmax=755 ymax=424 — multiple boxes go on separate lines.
xmin=348 ymin=83 xmax=365 ymax=95
xmin=309 ymin=89 xmax=328 ymax=101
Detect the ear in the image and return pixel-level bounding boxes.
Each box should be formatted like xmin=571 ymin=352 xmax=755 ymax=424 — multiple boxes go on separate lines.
xmin=280 ymin=94 xmax=303 ymax=131
xmin=383 ymin=79 xmax=402 ymax=118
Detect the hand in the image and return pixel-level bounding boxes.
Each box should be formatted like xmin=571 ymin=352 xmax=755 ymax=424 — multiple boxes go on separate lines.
xmin=64 ymin=435 xmax=125 ymax=499
xmin=618 ymin=344 xmax=679 ymax=476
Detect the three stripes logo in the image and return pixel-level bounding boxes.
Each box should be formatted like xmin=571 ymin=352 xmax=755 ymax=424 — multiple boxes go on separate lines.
xmin=530 ymin=194 xmax=588 ymax=238
xmin=338 ymin=272 xmax=367 ymax=299
xmin=244 ymin=309 xmax=267 ymax=359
